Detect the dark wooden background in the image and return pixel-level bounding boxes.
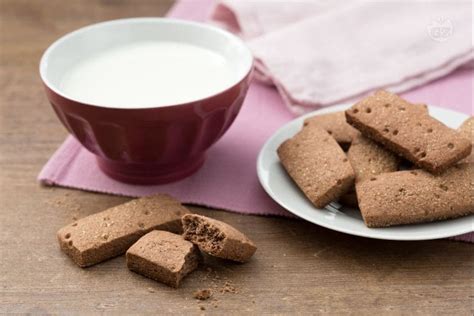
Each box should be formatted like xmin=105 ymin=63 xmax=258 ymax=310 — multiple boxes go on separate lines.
xmin=0 ymin=0 xmax=472 ymax=314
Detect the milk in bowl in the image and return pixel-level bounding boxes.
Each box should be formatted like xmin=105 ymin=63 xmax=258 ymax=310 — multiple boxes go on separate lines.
xmin=60 ymin=41 xmax=238 ymax=108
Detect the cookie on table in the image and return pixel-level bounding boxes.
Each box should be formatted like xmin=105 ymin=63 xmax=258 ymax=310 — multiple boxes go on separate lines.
xmin=57 ymin=194 xmax=190 ymax=267
xmin=182 ymin=214 xmax=256 ymax=263
xmin=356 ymin=163 xmax=474 ymax=228
xmin=303 ymin=111 xmax=359 ymax=150
xmin=457 ymin=117 xmax=474 ymax=163
xmin=278 ymin=125 xmax=355 ymax=208
xmin=345 ymin=90 xmax=472 ymax=173
xmin=126 ymin=230 xmax=201 ymax=288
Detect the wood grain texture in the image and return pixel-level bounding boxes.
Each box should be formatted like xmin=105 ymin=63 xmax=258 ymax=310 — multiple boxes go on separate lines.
xmin=0 ymin=0 xmax=472 ymax=314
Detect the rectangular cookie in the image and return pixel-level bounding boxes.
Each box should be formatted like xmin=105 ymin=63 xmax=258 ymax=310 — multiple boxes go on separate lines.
xmin=356 ymin=163 xmax=474 ymax=227
xmin=345 ymin=90 xmax=472 ymax=173
xmin=277 ymin=124 xmax=355 ymax=208
xmin=57 ymin=194 xmax=190 ymax=267
xmin=458 ymin=117 xmax=474 ymax=163
xmin=126 ymin=230 xmax=201 ymax=288
xmin=347 ymin=134 xmax=400 ymax=182
xmin=182 ymin=214 xmax=257 ymax=263
xmin=303 ymin=111 xmax=359 ymax=150
xmin=339 ymin=134 xmax=400 ymax=207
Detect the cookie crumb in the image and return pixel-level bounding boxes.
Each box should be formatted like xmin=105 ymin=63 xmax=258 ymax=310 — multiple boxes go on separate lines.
xmin=194 ymin=289 xmax=212 ymax=300
xmin=220 ymin=281 xmax=238 ymax=294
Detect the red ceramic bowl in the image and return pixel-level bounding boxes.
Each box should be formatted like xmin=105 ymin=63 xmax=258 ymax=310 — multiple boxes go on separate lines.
xmin=40 ymin=18 xmax=253 ymax=184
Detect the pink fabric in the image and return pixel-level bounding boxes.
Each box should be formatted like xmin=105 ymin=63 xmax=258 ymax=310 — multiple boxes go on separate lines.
xmin=212 ymin=0 xmax=473 ymax=114
xmin=38 ymin=0 xmax=473 ymax=242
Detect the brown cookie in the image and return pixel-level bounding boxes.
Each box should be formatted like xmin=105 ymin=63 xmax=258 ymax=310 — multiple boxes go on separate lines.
xmin=57 ymin=194 xmax=190 ymax=267
xmin=278 ymin=125 xmax=355 ymax=208
xmin=458 ymin=117 xmax=474 ymax=163
xmin=182 ymin=214 xmax=256 ymax=263
xmin=345 ymin=90 xmax=472 ymax=173
xmin=347 ymin=134 xmax=400 ymax=181
xmin=303 ymin=111 xmax=359 ymax=150
xmin=339 ymin=135 xmax=400 ymax=207
xmin=356 ymin=163 xmax=474 ymax=227
xmin=126 ymin=230 xmax=201 ymax=288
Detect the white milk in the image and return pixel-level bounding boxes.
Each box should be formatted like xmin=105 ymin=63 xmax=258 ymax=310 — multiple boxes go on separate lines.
xmin=60 ymin=41 xmax=237 ymax=108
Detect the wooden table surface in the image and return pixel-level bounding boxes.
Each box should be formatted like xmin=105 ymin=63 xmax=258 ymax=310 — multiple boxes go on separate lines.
xmin=1 ymin=1 xmax=472 ymax=314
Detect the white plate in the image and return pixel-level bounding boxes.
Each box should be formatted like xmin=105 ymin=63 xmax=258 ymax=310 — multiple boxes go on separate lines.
xmin=257 ymin=104 xmax=473 ymax=240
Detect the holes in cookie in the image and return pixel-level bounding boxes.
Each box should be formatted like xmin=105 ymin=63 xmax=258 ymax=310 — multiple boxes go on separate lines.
xmin=370 ymin=177 xmax=377 ymax=181
xmin=434 ymin=193 xmax=440 ymax=199
xmin=410 ymin=171 xmax=418 ymax=175
xmin=383 ymin=128 xmax=390 ymax=133
xmin=447 ymin=143 xmax=454 ymax=149
xmin=343 ymin=158 xmax=348 ymax=162
xmin=439 ymin=184 xmax=448 ymax=191
xmin=336 ymin=179 xmax=342 ymax=185
xmin=327 ymin=130 xmax=333 ymax=135
xmin=68 ymin=240 xmax=73 ymax=247
xmin=303 ymin=122 xmax=309 ymax=127
xmin=384 ymin=103 xmax=390 ymax=108
xmin=365 ymin=107 xmax=372 ymax=113
xmin=65 ymin=233 xmax=71 ymax=239
xmin=392 ymin=129 xmax=399 ymax=136
xmin=353 ymin=108 xmax=359 ymax=114
xmin=138 ymin=222 xmax=145 ymax=229
xmin=413 ymin=147 xmax=420 ymax=154
xmin=398 ymin=107 xmax=406 ymax=111
xmin=419 ymin=152 xmax=427 ymax=159
xmin=71 ymin=223 xmax=78 ymax=227
xmin=143 ymin=210 xmax=150 ymax=215
xmin=427 ymin=128 xmax=433 ymax=133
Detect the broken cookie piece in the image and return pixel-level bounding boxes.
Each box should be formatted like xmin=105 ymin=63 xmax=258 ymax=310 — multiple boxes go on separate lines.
xmin=182 ymin=214 xmax=257 ymax=263
xmin=57 ymin=194 xmax=190 ymax=267
xmin=126 ymin=230 xmax=201 ymax=288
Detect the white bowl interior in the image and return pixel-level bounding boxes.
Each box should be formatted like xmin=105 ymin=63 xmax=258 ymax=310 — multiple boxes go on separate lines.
xmin=40 ymin=18 xmax=253 ymax=106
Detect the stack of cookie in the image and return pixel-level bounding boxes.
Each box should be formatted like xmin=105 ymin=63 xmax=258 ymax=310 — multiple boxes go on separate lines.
xmin=278 ymin=90 xmax=473 ymax=228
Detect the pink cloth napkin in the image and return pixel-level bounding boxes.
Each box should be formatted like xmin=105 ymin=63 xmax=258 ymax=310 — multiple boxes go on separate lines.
xmin=38 ymin=0 xmax=473 ymax=242
xmin=212 ymin=0 xmax=473 ymax=114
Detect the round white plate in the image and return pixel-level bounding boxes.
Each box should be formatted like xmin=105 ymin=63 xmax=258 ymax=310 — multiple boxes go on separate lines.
xmin=257 ymin=104 xmax=473 ymax=240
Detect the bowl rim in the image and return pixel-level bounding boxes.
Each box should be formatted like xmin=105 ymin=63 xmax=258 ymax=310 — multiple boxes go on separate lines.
xmin=39 ymin=17 xmax=254 ymax=110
